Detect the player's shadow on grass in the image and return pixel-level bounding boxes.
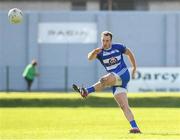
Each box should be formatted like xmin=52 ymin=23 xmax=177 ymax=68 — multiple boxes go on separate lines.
xmin=145 ymin=132 xmax=180 ymax=136
xmin=0 ymin=96 xmax=180 ymax=107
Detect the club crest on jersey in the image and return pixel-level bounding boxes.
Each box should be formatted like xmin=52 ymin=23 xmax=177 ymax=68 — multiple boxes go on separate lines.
xmin=109 ymin=57 xmax=118 ymax=65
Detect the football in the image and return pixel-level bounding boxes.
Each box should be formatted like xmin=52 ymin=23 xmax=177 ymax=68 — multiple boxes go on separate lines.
xmin=8 ymin=8 xmax=23 ymax=24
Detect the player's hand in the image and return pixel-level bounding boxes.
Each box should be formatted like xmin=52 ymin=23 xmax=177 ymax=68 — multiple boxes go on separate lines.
xmin=94 ymin=48 xmax=102 ymax=54
xmin=88 ymin=48 xmax=102 ymax=60
xmin=131 ymin=67 xmax=136 ymax=79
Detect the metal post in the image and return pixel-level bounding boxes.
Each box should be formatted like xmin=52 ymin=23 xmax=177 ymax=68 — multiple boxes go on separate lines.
xmin=6 ymin=66 xmax=9 ymax=92
xmin=65 ymin=66 xmax=68 ymax=92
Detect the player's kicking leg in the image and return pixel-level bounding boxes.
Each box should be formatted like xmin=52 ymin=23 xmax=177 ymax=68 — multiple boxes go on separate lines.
xmin=72 ymin=73 xmax=116 ymax=98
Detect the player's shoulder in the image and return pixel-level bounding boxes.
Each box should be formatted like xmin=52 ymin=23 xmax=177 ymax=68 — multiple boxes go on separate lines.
xmin=112 ymin=43 xmax=126 ymax=48
xmin=27 ymin=64 xmax=33 ymax=68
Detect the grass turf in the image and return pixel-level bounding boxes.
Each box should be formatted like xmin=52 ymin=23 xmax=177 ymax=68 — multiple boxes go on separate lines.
xmin=0 ymin=92 xmax=180 ymax=140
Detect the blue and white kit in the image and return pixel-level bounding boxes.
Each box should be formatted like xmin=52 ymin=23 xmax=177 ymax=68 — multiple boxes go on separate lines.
xmin=97 ymin=44 xmax=130 ymax=95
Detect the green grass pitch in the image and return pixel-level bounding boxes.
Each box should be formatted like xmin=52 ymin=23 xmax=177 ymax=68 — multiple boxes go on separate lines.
xmin=0 ymin=92 xmax=180 ymax=140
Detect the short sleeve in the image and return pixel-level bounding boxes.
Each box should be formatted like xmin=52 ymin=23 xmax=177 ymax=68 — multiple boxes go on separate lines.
xmin=96 ymin=51 xmax=104 ymax=66
xmin=118 ymin=44 xmax=127 ymax=54
xmin=96 ymin=51 xmax=102 ymax=60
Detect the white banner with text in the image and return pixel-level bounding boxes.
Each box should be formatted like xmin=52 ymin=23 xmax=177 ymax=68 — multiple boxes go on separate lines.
xmin=128 ymin=67 xmax=180 ymax=92
xmin=38 ymin=22 xmax=97 ymax=44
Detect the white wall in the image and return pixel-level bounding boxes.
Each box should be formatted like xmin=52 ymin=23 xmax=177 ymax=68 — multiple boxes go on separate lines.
xmin=1 ymin=11 xmax=180 ymax=91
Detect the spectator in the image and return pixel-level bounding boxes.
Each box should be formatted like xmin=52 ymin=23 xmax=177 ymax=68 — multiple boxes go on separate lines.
xmin=22 ymin=60 xmax=39 ymax=91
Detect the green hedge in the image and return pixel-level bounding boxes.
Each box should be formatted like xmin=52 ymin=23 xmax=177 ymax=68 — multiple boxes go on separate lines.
xmin=0 ymin=93 xmax=180 ymax=107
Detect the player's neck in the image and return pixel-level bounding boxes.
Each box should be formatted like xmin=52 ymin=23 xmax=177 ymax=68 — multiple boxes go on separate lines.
xmin=103 ymin=45 xmax=112 ymax=50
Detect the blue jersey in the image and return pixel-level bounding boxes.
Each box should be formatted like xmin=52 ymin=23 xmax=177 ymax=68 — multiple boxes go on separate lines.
xmin=97 ymin=44 xmax=128 ymax=75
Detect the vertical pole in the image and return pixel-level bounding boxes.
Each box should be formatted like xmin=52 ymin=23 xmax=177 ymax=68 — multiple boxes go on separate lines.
xmin=65 ymin=66 xmax=68 ymax=92
xmin=6 ymin=66 xmax=9 ymax=93
xmin=108 ymin=0 xmax=112 ymax=11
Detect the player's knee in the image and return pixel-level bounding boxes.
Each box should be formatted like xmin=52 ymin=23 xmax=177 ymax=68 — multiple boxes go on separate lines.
xmin=100 ymin=77 xmax=108 ymax=87
xmin=120 ymin=104 xmax=129 ymax=111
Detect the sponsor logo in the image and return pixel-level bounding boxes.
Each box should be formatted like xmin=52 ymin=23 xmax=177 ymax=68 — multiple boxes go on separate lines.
xmin=109 ymin=57 xmax=118 ymax=65
xmin=133 ymin=71 xmax=179 ymax=83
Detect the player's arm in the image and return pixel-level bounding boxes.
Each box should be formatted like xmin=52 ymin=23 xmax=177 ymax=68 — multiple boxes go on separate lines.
xmin=88 ymin=48 xmax=102 ymax=61
xmin=124 ymin=48 xmax=137 ymax=79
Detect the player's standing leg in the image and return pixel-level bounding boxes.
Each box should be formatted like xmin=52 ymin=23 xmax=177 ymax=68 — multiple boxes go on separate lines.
xmin=112 ymin=70 xmax=141 ymax=133
xmin=114 ymin=92 xmax=141 ymax=133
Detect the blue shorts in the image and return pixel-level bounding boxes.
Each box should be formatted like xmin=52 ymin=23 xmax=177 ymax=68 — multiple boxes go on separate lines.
xmin=111 ymin=69 xmax=130 ymax=95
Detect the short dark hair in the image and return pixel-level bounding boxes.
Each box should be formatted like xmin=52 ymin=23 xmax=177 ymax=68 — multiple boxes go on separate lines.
xmin=31 ymin=60 xmax=37 ymax=66
xmin=101 ymin=31 xmax=113 ymax=40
